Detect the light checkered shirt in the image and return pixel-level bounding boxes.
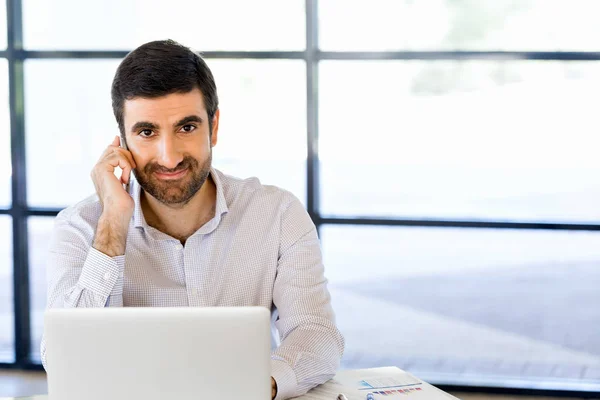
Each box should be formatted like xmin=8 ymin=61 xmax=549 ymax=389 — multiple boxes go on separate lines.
xmin=42 ymin=168 xmax=345 ymax=400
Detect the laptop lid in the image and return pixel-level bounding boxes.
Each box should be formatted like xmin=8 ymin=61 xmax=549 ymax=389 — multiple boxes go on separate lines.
xmin=44 ymin=307 xmax=271 ymax=400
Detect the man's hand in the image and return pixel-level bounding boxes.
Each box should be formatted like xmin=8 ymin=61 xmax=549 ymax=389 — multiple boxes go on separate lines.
xmin=90 ymin=136 xmax=137 ymax=257
xmin=271 ymin=377 xmax=277 ymax=399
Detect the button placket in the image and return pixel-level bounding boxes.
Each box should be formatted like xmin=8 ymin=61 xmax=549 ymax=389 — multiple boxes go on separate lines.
xmin=184 ymin=235 xmax=204 ymax=306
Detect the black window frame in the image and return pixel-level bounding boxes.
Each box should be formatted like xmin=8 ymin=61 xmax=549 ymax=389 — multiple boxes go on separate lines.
xmin=1 ymin=0 xmax=600 ymax=397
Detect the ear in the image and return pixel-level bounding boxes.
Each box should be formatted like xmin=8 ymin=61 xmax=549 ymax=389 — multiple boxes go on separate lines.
xmin=210 ymin=109 xmax=220 ymax=147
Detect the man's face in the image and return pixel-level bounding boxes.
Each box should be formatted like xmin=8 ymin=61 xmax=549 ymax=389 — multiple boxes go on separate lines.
xmin=123 ymin=88 xmax=219 ymax=206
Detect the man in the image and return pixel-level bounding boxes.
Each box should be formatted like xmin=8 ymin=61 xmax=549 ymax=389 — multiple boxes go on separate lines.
xmin=42 ymin=39 xmax=344 ymax=400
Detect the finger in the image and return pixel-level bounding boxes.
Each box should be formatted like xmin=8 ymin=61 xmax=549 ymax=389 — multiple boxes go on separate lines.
xmin=117 ymin=159 xmax=133 ymax=185
xmin=111 ymin=135 xmax=120 ymax=147
xmin=121 ymin=164 xmax=132 ymax=185
xmin=103 ymin=152 xmax=134 ymax=174
xmin=103 ymin=147 xmax=137 ymax=169
xmin=98 ymin=141 xmax=122 ymax=163
xmin=120 ymin=147 xmax=137 ymax=169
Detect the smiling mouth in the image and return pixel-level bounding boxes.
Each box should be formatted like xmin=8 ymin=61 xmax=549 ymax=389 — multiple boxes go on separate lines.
xmin=154 ymin=168 xmax=188 ymax=180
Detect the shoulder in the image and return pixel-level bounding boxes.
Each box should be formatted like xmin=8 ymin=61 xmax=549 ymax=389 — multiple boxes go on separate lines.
xmin=215 ymin=169 xmax=315 ymax=246
xmin=215 ymin=169 xmax=301 ymax=214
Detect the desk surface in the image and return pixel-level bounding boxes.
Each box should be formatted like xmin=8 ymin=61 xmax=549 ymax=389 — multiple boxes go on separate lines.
xmin=2 ymin=367 xmax=457 ymax=400
xmin=1 ymin=397 xmax=44 ymax=399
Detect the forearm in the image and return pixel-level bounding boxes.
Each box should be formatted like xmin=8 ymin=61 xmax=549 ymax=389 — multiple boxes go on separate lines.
xmin=271 ymin=317 xmax=344 ymax=399
xmin=93 ymin=212 xmax=130 ymax=257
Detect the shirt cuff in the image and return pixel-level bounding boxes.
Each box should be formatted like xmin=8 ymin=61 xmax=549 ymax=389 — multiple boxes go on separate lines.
xmin=271 ymin=358 xmax=297 ymax=400
xmin=78 ymin=247 xmax=125 ymax=298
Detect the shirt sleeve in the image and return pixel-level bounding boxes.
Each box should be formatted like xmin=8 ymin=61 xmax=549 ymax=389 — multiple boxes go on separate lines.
xmin=270 ymin=195 xmax=345 ymax=400
xmin=41 ymin=209 xmax=126 ymax=369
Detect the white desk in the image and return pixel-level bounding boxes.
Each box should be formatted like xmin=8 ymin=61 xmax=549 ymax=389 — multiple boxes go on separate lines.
xmin=2 ymin=367 xmax=458 ymax=400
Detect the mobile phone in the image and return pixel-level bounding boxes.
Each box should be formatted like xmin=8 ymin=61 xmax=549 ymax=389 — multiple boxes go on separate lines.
xmin=119 ymin=135 xmax=131 ymax=194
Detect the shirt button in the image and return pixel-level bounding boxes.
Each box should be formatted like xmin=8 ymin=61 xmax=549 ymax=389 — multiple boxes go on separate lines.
xmin=193 ymin=288 xmax=200 ymax=296
xmin=103 ymin=272 xmax=111 ymax=281
xmin=175 ymin=243 xmax=183 ymax=251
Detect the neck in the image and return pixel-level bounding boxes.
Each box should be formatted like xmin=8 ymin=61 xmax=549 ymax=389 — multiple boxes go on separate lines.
xmin=140 ymin=175 xmax=217 ymax=244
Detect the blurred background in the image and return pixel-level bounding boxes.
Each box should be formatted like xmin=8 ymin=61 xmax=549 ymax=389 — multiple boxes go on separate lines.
xmin=1 ymin=0 xmax=600 ymax=398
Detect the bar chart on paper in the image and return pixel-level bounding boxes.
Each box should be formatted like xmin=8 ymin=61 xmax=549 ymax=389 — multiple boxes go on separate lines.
xmin=358 ymin=375 xmax=424 ymax=396
xmin=297 ymin=367 xmax=459 ymax=400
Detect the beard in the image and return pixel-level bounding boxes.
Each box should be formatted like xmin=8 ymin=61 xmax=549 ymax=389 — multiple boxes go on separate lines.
xmin=133 ymin=152 xmax=212 ymax=206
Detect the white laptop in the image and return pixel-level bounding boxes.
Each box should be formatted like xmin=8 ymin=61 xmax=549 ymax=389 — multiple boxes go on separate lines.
xmin=44 ymin=307 xmax=272 ymax=400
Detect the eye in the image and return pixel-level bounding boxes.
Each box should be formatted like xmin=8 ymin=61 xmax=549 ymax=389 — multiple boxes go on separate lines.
xmin=181 ymin=125 xmax=196 ymax=133
xmin=139 ymin=129 xmax=154 ymax=138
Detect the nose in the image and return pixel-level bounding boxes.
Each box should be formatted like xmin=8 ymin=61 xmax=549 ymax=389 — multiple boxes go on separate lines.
xmin=157 ymin=134 xmax=184 ymax=170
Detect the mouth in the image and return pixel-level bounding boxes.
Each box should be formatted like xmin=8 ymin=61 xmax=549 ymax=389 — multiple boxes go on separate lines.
xmin=154 ymin=168 xmax=188 ymax=180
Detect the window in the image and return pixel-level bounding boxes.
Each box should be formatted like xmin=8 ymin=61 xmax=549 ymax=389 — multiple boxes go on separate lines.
xmin=22 ymin=0 xmax=305 ymax=51
xmin=319 ymin=60 xmax=600 ymax=222
xmin=0 ymin=3 xmax=6 ymax=50
xmin=322 ymin=225 xmax=600 ymax=384
xmin=24 ymin=60 xmax=121 ymax=208
xmin=209 ymin=60 xmax=306 ymax=202
xmin=5 ymin=0 xmax=600 ymax=395
xmin=26 ymin=217 xmax=53 ymax=362
xmin=319 ymin=0 xmax=600 ymax=51
xmin=0 ymin=216 xmax=14 ymax=363
xmin=0 ymin=60 xmax=10 ymax=208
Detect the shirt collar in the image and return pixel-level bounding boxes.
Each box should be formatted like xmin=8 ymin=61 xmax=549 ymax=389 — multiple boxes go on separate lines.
xmin=131 ymin=167 xmax=229 ymax=235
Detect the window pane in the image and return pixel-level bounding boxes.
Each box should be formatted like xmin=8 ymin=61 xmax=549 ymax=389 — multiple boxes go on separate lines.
xmin=25 ymin=59 xmax=306 ymax=207
xmin=25 ymin=60 xmax=120 ymax=208
xmin=0 ymin=2 xmax=6 ymax=50
xmin=0 ymin=216 xmax=14 ymax=362
xmin=322 ymin=225 xmax=600 ymax=386
xmin=0 ymin=59 xmax=10 ymax=207
xmin=320 ymin=0 xmax=600 ymax=51
xmin=23 ymin=0 xmax=305 ymax=51
xmin=319 ymin=61 xmax=600 ymax=223
xmin=209 ymin=60 xmax=306 ymax=203
xmin=28 ymin=217 xmax=53 ymax=362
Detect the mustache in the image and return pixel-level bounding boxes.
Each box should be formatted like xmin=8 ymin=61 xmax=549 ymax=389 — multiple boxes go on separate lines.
xmin=144 ymin=157 xmax=198 ymax=174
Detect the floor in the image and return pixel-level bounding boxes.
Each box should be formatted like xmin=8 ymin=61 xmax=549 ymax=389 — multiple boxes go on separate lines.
xmin=0 ymin=370 xmax=590 ymax=399
xmin=0 ymin=371 xmax=47 ymax=398
xmin=328 ymin=260 xmax=600 ymax=386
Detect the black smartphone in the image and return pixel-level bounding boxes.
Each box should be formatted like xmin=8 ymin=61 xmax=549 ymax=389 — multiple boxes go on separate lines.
xmin=119 ymin=135 xmax=131 ymax=194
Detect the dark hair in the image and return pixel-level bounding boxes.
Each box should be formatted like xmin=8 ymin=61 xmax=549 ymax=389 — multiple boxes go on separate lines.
xmin=111 ymin=39 xmax=219 ymax=137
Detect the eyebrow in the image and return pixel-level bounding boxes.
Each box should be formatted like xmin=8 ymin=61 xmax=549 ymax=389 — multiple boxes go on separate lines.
xmin=131 ymin=121 xmax=159 ymax=133
xmin=174 ymin=115 xmax=204 ymax=127
xmin=130 ymin=115 xmax=204 ymax=133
